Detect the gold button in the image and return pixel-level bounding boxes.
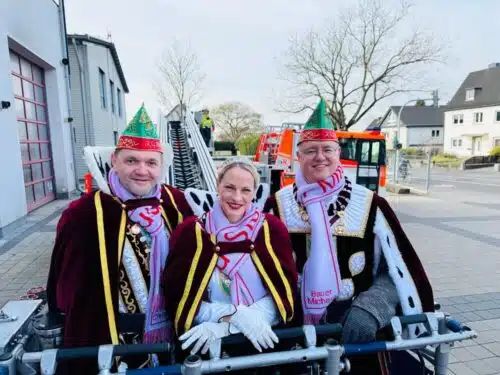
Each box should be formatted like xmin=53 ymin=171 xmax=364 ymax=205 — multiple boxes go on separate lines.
xmin=215 ymin=246 xmax=220 ymax=252
xmin=121 ymin=204 xmax=126 ymax=209
xmin=250 ymin=244 xmax=255 ymax=250
xmin=159 ymin=199 xmax=163 ymax=203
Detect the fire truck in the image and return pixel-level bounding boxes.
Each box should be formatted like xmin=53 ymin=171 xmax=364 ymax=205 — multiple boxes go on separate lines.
xmin=254 ymin=125 xmax=387 ymax=195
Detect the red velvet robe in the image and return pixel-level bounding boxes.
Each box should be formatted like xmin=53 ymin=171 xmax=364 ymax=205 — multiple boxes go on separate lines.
xmin=46 ymin=185 xmax=193 ymax=374
xmin=163 ymin=214 xmax=298 ymax=337
xmin=264 ymin=190 xmax=434 ymax=375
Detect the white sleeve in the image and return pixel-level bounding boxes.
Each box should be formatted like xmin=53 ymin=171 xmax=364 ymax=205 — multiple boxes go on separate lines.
xmin=193 ymin=301 xmax=236 ymax=325
xmin=247 ymin=295 xmax=280 ymax=326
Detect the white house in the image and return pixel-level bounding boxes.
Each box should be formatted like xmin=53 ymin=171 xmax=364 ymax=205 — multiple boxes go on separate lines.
xmin=0 ymin=0 xmax=75 ymax=236
xmin=379 ymin=106 xmax=444 ymax=151
xmin=67 ymin=34 xmax=129 ymax=182
xmin=443 ymin=63 xmax=500 ymax=157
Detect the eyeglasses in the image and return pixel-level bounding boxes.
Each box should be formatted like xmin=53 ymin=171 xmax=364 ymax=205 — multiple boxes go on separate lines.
xmin=301 ymin=146 xmax=340 ymax=158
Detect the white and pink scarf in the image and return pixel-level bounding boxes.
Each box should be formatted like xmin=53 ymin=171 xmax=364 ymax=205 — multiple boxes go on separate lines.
xmin=108 ymin=169 xmax=170 ymax=343
xmin=205 ymin=200 xmax=268 ymax=306
xmin=296 ymin=166 xmax=345 ymax=324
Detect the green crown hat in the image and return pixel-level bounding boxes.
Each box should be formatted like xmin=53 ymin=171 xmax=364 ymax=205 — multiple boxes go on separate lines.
xmin=116 ymin=103 xmax=163 ymax=152
xmin=298 ymin=98 xmax=337 ymax=144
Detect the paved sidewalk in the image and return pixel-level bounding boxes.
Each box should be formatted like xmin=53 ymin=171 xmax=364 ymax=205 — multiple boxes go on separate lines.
xmin=1 ymin=193 xmax=500 ymax=374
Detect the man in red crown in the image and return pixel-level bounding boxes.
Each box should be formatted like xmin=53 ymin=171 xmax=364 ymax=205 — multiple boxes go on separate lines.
xmin=46 ymin=104 xmax=193 ymax=373
xmin=265 ymin=99 xmax=434 ymax=374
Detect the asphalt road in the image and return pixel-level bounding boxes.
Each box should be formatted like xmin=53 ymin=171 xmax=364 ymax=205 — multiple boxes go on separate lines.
xmin=392 ymin=166 xmax=500 ymax=199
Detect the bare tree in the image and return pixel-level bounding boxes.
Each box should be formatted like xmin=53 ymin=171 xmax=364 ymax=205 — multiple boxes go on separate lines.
xmin=280 ymin=0 xmax=444 ymax=130
xmin=211 ymin=102 xmax=264 ymax=143
xmin=154 ymin=40 xmax=205 ymax=118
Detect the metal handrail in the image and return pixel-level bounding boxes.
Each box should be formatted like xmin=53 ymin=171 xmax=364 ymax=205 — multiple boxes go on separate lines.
xmin=184 ymin=111 xmax=217 ymax=191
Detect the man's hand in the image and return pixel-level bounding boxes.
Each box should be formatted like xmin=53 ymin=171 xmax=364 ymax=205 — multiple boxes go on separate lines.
xmin=230 ymin=305 xmax=279 ymax=352
xmin=180 ymin=322 xmax=230 ymax=355
xmin=342 ymin=307 xmax=379 ymax=343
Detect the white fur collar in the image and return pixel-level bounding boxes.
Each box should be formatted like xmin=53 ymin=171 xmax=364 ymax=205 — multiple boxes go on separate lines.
xmin=275 ymin=183 xmax=374 ymax=237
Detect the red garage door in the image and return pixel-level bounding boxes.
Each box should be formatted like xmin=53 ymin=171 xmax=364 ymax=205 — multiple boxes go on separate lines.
xmin=10 ymin=51 xmax=55 ymax=211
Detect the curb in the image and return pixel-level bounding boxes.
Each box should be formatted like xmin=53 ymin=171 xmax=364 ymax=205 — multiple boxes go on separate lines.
xmin=386 ymin=183 xmax=428 ymax=196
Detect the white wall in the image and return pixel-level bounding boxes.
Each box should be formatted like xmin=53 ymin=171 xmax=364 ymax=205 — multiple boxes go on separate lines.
xmin=85 ymin=42 xmax=127 ymax=146
xmin=0 ymin=0 xmax=74 ymax=229
xmin=407 ymin=127 xmax=444 ymax=147
xmin=444 ymin=106 xmax=500 ymax=157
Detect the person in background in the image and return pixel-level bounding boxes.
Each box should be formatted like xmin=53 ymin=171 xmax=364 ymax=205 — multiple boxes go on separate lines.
xmin=200 ymin=108 xmax=214 ymax=147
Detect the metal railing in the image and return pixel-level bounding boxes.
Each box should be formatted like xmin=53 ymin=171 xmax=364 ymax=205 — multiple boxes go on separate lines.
xmin=19 ymin=312 xmax=476 ymax=375
xmin=184 ymin=111 xmax=217 ymax=192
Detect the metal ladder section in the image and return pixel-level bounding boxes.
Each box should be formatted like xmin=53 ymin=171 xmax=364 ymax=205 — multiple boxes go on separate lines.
xmin=184 ymin=110 xmax=217 ymax=192
xmin=169 ymin=121 xmax=202 ymax=190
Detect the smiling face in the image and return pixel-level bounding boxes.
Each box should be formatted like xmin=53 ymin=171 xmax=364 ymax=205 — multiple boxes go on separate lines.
xmin=217 ymin=165 xmax=256 ymax=223
xmin=111 ymin=149 xmax=162 ymax=197
xmin=297 ymin=140 xmax=341 ymax=183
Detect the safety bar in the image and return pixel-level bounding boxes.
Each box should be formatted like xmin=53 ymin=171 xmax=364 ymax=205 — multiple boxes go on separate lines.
xmin=22 ymin=343 xmax=171 ymax=363
xmin=19 ymin=313 xmax=477 ymax=375
xmin=220 ymin=323 xmax=342 ymax=346
xmin=124 ymin=314 xmax=477 ymax=375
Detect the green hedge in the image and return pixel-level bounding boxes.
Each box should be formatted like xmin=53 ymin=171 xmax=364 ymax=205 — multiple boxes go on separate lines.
xmin=490 ymin=146 xmax=500 ymax=156
xmin=214 ymin=141 xmax=236 ymax=151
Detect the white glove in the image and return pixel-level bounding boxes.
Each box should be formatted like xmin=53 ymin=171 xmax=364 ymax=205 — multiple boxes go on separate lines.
xmin=180 ymin=322 xmax=230 ymax=355
xmin=230 ymin=304 xmax=279 ymax=352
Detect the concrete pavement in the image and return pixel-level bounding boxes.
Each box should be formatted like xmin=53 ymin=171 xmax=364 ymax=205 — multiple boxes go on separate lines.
xmin=0 ymin=175 xmax=499 ymax=374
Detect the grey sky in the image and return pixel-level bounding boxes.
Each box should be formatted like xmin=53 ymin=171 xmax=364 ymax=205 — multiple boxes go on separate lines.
xmin=65 ymin=0 xmax=500 ymax=128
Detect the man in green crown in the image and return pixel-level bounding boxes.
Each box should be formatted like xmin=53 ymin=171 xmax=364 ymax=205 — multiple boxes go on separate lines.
xmin=265 ymin=99 xmax=434 ymax=373
xmin=46 ymin=104 xmax=193 ymax=373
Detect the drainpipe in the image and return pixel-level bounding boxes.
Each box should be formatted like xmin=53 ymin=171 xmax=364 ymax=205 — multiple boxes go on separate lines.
xmin=58 ymin=0 xmax=82 ymax=193
xmin=72 ymin=39 xmax=90 ymax=147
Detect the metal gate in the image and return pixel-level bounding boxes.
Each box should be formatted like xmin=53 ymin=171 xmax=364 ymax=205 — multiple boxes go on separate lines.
xmin=10 ymin=51 xmax=55 ymax=211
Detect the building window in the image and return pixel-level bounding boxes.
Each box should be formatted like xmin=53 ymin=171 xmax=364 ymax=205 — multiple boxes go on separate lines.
xmin=99 ymin=69 xmax=106 ymax=109
xmin=494 ymin=138 xmax=500 ymax=147
xmin=113 ymin=130 xmax=118 ymax=145
xmin=465 ymin=89 xmax=475 ymax=101
xmin=117 ymin=88 xmax=123 ymax=117
xmin=474 ymin=112 xmax=483 ymax=123
xmin=451 ymin=138 xmax=462 ymax=148
xmin=496 ymin=111 xmax=500 ymax=122
xmin=453 ymin=114 xmax=464 ymax=124
xmin=110 ymin=80 xmax=115 ymax=113
xmin=432 ymin=130 xmax=440 ymax=137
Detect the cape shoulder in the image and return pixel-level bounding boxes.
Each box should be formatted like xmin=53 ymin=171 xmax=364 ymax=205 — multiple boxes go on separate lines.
xmin=274 ymin=182 xmax=374 ymax=238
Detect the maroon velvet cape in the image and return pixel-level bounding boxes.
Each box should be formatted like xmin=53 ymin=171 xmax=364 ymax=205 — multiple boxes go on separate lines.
xmin=45 ymin=185 xmax=193 ymax=374
xmin=164 ymin=214 xmax=299 ymax=337
xmin=264 ymin=193 xmax=434 ymax=313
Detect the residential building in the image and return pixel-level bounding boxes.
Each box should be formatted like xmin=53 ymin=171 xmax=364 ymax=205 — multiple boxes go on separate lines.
xmin=443 ymin=63 xmax=500 ymax=157
xmin=379 ymin=106 xmax=444 ymax=151
xmin=0 ymin=0 xmax=75 ymax=236
xmin=67 ymin=34 xmax=129 ymax=181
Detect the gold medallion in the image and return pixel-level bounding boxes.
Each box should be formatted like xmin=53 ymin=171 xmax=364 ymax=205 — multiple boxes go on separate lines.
xmin=335 ymin=211 xmax=345 ymax=234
